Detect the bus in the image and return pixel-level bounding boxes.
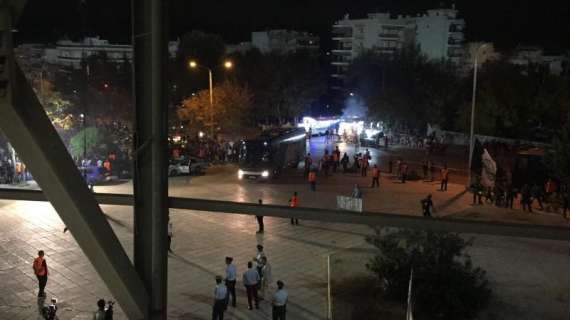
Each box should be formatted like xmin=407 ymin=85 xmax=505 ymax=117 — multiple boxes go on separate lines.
xmin=237 ymin=128 xmax=306 ymax=180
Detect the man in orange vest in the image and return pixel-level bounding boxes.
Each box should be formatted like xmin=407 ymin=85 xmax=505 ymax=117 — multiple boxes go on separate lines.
xmin=332 ymin=152 xmax=339 ymax=173
xmin=103 ymin=159 xmax=111 ymax=172
xmin=440 ymin=166 xmax=449 ymax=191
xmin=371 ymin=164 xmax=380 ymax=188
xmin=289 ymin=191 xmax=299 ymax=225
xmin=308 ymin=170 xmax=317 ymax=191
xmin=33 ymin=250 xmax=48 ymax=297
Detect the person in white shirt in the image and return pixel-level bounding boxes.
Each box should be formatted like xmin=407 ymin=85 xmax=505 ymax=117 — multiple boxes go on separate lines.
xmin=212 ymin=275 xmax=227 ymax=320
xmin=93 ymin=299 xmax=106 ymax=320
xmin=224 ymin=257 xmax=237 ymax=307
xmin=272 ymin=280 xmax=288 ymax=320
xmin=255 ymin=244 xmax=266 ymax=282
xmin=242 ymin=261 xmax=260 ymax=310
xmin=260 ymin=256 xmax=272 ymax=299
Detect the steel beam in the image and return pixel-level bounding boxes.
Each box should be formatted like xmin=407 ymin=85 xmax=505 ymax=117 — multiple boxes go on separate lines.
xmin=0 ymin=5 xmax=148 ymax=319
xmin=132 ymin=0 xmax=169 ymax=318
xmin=1 ymin=189 xmax=570 ymax=242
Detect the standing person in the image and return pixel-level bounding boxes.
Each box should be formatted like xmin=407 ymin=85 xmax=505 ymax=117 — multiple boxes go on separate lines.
xmin=361 ymin=156 xmax=369 ymax=177
xmin=401 ymin=162 xmax=408 ymax=184
xmin=521 ymin=184 xmax=533 ymax=212
xmin=243 ymin=261 xmax=260 ymax=310
xmin=421 ymin=194 xmax=434 ymax=217
xmin=289 ymin=192 xmax=299 ymax=225
xmin=212 ymin=275 xmax=228 ymax=320
xmin=334 ymin=146 xmax=341 ymax=168
xmin=303 ymin=153 xmax=312 ymax=176
xmin=33 ymin=250 xmax=48 ymax=297
xmin=321 ymin=152 xmax=330 ymax=177
xmin=471 ymin=176 xmax=483 ymax=205
xmin=308 ymin=170 xmax=316 ymax=191
xmin=505 ymin=184 xmax=516 ymax=209
xmin=531 ymin=184 xmax=544 ymax=210
xmin=94 ymin=299 xmax=106 ymax=320
xmin=225 ymin=257 xmax=237 ymax=308
xmin=371 ymin=164 xmax=380 ymax=188
xmin=332 ymin=151 xmax=339 ymax=173
xmin=255 ymin=245 xmax=267 ymax=280
xmin=259 ymin=257 xmax=272 ymax=300
xmin=440 ymin=166 xmax=449 ymax=191
xmin=272 ymin=280 xmax=288 ymax=320
xmin=352 ymin=184 xmax=362 ymax=199
xmin=167 ymin=221 xmax=173 ymax=253
xmin=256 ymin=199 xmax=264 ymax=234
xmin=340 ymin=153 xmax=349 ymax=173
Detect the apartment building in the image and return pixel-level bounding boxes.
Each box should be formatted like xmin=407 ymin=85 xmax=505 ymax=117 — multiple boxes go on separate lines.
xmin=331 ymin=6 xmax=465 ymax=89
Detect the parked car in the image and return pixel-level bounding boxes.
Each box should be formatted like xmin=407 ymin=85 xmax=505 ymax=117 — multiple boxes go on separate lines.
xmin=168 ymin=157 xmax=208 ymax=176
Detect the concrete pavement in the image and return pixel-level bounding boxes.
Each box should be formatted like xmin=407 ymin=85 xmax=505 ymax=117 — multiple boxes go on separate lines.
xmin=1 ymin=138 xmax=569 ymax=319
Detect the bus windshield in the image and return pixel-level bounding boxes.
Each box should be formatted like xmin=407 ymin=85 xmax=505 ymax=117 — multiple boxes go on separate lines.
xmin=239 ymin=140 xmax=271 ymax=164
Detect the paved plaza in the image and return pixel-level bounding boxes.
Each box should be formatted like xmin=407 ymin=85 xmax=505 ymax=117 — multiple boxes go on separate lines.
xmin=1 ymin=139 xmax=570 ymax=319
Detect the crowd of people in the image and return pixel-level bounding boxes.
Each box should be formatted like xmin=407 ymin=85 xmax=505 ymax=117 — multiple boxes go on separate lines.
xmin=470 ymin=177 xmax=570 ymax=217
xmin=171 ymin=137 xmax=240 ymax=164
xmin=0 ymin=157 xmax=32 ymax=184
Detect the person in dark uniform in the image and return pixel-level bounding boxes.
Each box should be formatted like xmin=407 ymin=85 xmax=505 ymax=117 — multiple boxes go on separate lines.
xmin=256 ymin=199 xmax=264 ymax=233
xmin=421 ymin=194 xmax=434 ymax=217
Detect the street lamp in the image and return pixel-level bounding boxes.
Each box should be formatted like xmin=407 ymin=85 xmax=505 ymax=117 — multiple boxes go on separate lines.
xmin=188 ymin=59 xmax=233 ymax=137
xmin=80 ymin=113 xmax=87 ymax=180
xmin=468 ymin=43 xmax=490 ymax=186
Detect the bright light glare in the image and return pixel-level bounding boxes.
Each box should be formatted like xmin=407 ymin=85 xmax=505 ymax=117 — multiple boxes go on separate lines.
xmin=261 ymin=170 xmax=269 ymax=178
xmin=365 ymin=128 xmax=380 ymax=139
xmin=189 ymin=60 xmax=198 ymax=68
xmin=298 ymin=116 xmax=340 ymax=133
xmin=238 ymin=169 xmax=244 ymax=179
xmin=282 ymin=134 xmax=307 ymax=142
xmin=339 ymin=121 xmax=364 ymax=136
xmin=224 ymin=61 xmax=233 ymax=69
xmin=198 ymin=131 xmax=205 ymax=138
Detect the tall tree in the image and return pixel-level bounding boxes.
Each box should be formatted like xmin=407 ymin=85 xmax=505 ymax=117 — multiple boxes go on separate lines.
xmin=178 ymin=81 xmax=253 ymax=135
xmin=232 ymin=48 xmax=325 ymax=124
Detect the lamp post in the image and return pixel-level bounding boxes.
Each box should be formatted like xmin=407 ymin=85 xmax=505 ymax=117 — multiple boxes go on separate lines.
xmin=80 ymin=113 xmax=87 ymax=182
xmin=468 ymin=43 xmax=489 ymax=186
xmin=188 ymin=60 xmax=233 ymax=137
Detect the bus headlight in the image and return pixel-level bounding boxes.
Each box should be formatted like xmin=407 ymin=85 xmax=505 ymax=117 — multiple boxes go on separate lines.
xmin=261 ymin=170 xmax=269 ymax=178
xmin=238 ymin=170 xmax=244 ymax=179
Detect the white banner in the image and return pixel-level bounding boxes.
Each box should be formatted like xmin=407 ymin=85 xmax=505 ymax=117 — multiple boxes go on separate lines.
xmin=336 ymin=196 xmax=362 ymax=212
xmin=481 ymin=149 xmax=497 ymax=188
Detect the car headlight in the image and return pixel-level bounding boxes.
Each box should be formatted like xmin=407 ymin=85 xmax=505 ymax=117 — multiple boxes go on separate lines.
xmin=261 ymin=170 xmax=269 ymax=178
xmin=238 ymin=169 xmax=244 ymax=179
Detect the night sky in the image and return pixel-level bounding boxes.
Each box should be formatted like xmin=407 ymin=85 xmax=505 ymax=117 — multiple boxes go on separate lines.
xmin=15 ymin=0 xmax=570 ymax=53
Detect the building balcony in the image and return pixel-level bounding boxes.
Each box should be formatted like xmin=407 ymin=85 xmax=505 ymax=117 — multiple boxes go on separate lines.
xmin=378 ymin=33 xmax=401 ymax=39
xmin=331 ymin=61 xmax=351 ymax=66
xmin=332 ymin=48 xmax=352 ymax=54
xmin=332 ymin=36 xmax=353 ymax=41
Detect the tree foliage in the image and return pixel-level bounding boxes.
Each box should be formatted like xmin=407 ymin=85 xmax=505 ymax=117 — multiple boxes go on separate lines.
xmin=366 ymin=228 xmax=491 ymax=320
xmin=347 ymin=47 xmax=570 ymax=141
xmin=545 ymin=116 xmax=570 ymax=185
xmin=177 ymin=81 xmax=253 ymax=134
xmin=347 ymin=46 xmax=463 ymax=131
xmin=69 ymin=126 xmax=102 ymax=159
xmin=232 ymin=48 xmax=325 ymax=124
